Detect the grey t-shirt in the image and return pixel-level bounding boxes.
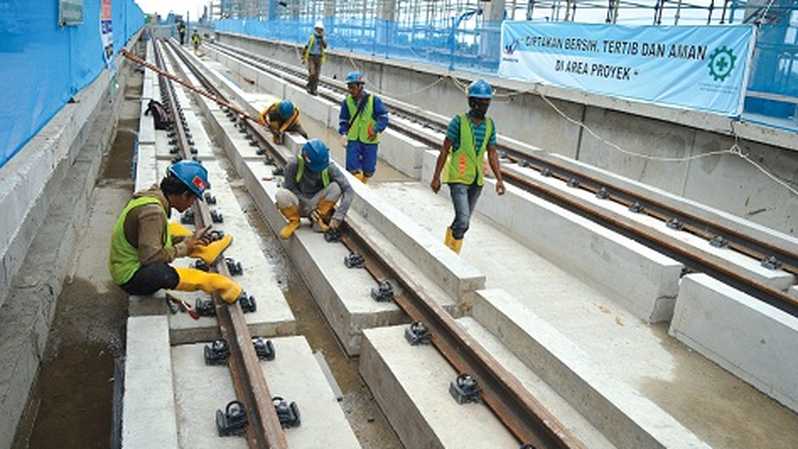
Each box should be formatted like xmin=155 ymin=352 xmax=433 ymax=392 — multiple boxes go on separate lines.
xmin=282 ymin=159 xmax=353 ymax=221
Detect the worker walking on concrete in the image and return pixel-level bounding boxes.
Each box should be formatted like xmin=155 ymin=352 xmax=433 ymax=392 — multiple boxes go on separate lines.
xmin=302 ymin=21 xmax=327 ymax=95
xmin=177 ymin=20 xmax=186 ymax=45
xmin=430 ymin=80 xmax=506 ymax=254
xmin=191 ymin=30 xmax=202 ymax=54
xmin=275 ymin=139 xmax=353 ymax=239
xmin=258 ymin=99 xmax=308 ymax=144
xmin=338 ymin=71 xmax=389 ymax=183
xmin=109 ymin=160 xmax=242 ymax=303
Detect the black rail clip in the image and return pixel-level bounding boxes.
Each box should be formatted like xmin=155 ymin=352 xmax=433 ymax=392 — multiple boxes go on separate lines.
xmin=324 ymin=228 xmax=342 ymax=242
xmin=540 ymin=167 xmax=552 ymax=177
xmin=193 ymin=260 xmax=210 ymax=272
xmin=344 ymin=252 xmax=365 ymax=269
xmin=207 ymin=230 xmax=226 ymax=242
xmin=169 ymin=146 xmax=179 ymax=155
xmin=225 ymin=258 xmax=243 ymax=276
xmin=371 ymin=280 xmax=394 ymax=302
xmin=210 ymin=209 xmax=224 ymax=223
xmin=404 ymin=321 xmax=431 ymax=345
xmin=239 ymin=293 xmax=257 ymax=313
xmin=519 ymin=444 xmax=538 ymax=449
xmin=709 ymin=235 xmax=729 ymax=249
xmin=189 ymin=147 xmax=198 ymax=155
xmin=518 ymin=160 xmax=530 ymax=168
xmin=253 ymin=337 xmax=275 ymax=361
xmin=449 ymin=373 xmax=481 ymax=404
xmin=595 ymin=187 xmax=609 ymax=199
xmin=628 ymin=201 xmax=645 ymax=213
xmin=204 ymin=339 xmax=230 ymax=365
xmin=567 ymin=177 xmax=580 ymax=188
xmin=216 ymin=400 xmax=248 ymax=437
xmin=204 ymin=192 xmax=217 ymax=204
xmin=273 ymin=397 xmax=301 ymax=428
xmin=256 ymin=147 xmax=266 ymax=155
xmin=272 ymin=166 xmax=285 ymax=176
xmin=195 ymin=298 xmax=216 ymax=317
xmin=761 ymin=256 xmax=783 ymax=271
xmin=666 ymin=218 xmax=684 ymax=231
xmin=171 ymin=155 xmax=183 ymax=164
xmin=180 ymin=210 xmax=194 ymax=225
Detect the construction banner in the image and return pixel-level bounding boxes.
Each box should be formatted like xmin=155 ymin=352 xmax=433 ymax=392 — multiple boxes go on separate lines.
xmin=100 ymin=0 xmax=113 ymax=64
xmin=499 ymin=22 xmax=755 ymax=116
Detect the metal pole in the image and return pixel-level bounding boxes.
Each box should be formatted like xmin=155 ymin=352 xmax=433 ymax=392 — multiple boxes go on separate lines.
xmin=720 ymin=0 xmax=730 ymax=23
xmin=527 ymin=0 xmax=536 ymax=20
xmin=675 ymin=0 xmax=683 ymax=24
xmin=707 ymin=0 xmax=715 ymax=24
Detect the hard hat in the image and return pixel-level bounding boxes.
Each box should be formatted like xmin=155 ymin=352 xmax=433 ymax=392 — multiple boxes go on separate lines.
xmin=301 ymin=139 xmax=330 ymax=172
xmin=467 ymin=79 xmax=493 ymax=99
xmin=345 ymin=71 xmax=365 ymax=85
xmin=278 ymin=100 xmax=295 ymax=119
xmin=314 ymin=20 xmax=324 ymax=30
xmin=168 ymin=160 xmax=210 ymax=198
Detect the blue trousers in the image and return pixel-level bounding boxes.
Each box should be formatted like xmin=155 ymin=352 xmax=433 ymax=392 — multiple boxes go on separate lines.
xmin=345 ymin=141 xmax=378 ymax=177
xmin=449 ymin=182 xmax=482 ymax=240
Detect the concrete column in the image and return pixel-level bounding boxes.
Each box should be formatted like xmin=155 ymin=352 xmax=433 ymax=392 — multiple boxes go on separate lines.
xmin=324 ymin=0 xmax=336 ymax=30
xmin=377 ymin=0 xmax=397 ymax=45
xmin=480 ymin=0 xmax=505 ymax=60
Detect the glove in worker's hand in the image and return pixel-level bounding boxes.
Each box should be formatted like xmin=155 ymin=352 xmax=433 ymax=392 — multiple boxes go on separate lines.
xmin=367 ymin=124 xmax=377 ymax=141
xmin=329 ymin=218 xmax=341 ymax=230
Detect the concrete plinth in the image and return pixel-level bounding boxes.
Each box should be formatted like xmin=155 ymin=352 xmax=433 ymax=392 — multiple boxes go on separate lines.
xmin=134 ymin=143 xmax=158 ymax=191
xmin=172 ymin=338 xmax=361 ymax=449
xmin=122 ymin=316 xmax=180 ymax=449
xmin=359 ymin=325 xmax=519 ymax=449
xmin=670 ymin=274 xmax=798 ymax=413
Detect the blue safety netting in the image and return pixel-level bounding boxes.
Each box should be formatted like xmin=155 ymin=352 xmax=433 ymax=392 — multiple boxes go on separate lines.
xmin=215 ymin=17 xmax=503 ymax=74
xmin=0 ymin=0 xmax=145 ymax=169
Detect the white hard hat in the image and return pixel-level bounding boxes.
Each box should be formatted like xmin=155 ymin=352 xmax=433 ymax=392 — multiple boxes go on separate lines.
xmin=314 ymin=21 xmax=324 ymax=30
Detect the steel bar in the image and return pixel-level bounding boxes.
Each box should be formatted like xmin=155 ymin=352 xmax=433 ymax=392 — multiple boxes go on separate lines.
xmin=152 ymin=38 xmax=289 ymax=449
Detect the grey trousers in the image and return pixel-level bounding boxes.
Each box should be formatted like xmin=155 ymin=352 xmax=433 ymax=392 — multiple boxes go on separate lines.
xmin=275 ymin=183 xmax=341 ymax=217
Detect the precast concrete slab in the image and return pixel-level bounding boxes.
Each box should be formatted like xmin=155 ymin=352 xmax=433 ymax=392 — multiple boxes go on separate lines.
xmin=502 ymin=162 xmax=795 ymax=291
xmin=670 ymin=274 xmax=798 ymax=413
xmin=790 ymin=285 xmax=798 ymax=299
xmin=134 ymin=143 xmax=158 ymax=191
xmin=138 ymin=103 xmax=156 ymax=145
xmin=469 ymin=289 xmax=711 ymax=449
xmin=385 ymin=175 xmax=683 ymax=322
xmin=122 ymin=316 xmax=180 ymax=449
xmin=359 ymin=324 xmax=519 ymax=449
xmin=172 ymin=338 xmax=362 ymax=449
xmin=283 ymin=81 xmax=336 ymax=128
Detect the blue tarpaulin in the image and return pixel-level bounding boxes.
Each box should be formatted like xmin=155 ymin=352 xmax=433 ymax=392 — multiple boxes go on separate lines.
xmin=0 ymin=0 xmax=145 ymax=169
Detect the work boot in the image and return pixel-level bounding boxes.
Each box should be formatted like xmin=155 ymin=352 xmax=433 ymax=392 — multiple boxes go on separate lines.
xmin=175 ymin=267 xmax=242 ymax=304
xmin=279 ymin=206 xmax=301 ymax=239
xmin=444 ymin=227 xmax=463 ymax=254
xmin=168 ymin=221 xmax=193 ymax=239
xmin=190 ymin=234 xmax=233 ymax=264
xmin=310 ymin=199 xmax=336 ymax=232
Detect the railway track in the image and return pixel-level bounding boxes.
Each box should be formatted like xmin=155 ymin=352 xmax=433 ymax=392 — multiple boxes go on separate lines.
xmin=204 ymin=40 xmax=798 ymax=317
xmin=140 ymin=37 xmax=593 ymax=449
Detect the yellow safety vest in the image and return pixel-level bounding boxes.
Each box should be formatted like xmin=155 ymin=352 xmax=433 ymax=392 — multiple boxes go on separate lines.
xmin=260 ymin=102 xmax=301 ymax=134
xmin=345 ymin=95 xmax=379 ymax=144
xmin=109 ymin=196 xmax=173 ymax=285
xmin=295 ymin=156 xmax=330 ymax=187
xmin=443 ymin=114 xmax=494 ymax=186
xmin=304 ymin=34 xmax=326 ymax=64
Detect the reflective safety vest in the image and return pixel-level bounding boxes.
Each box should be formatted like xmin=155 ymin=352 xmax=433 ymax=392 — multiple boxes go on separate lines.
xmin=109 ymin=196 xmax=173 ymax=285
xmin=304 ymin=34 xmax=326 ymax=63
xmin=345 ymin=94 xmax=379 ymax=144
xmin=443 ymin=114 xmax=494 ymax=186
xmin=295 ymin=156 xmax=330 ymax=188
xmin=261 ymin=102 xmax=301 ymax=133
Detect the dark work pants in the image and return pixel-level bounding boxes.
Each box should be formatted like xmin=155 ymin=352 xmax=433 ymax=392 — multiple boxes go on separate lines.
xmin=120 ymin=263 xmax=179 ymax=296
xmin=306 ymin=55 xmax=322 ymax=94
xmin=449 ymin=181 xmax=483 ymax=240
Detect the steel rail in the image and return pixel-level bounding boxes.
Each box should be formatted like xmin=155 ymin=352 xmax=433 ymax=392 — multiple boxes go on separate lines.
xmin=152 ymin=38 xmax=289 ymax=449
xmin=205 ymin=41 xmax=798 ymax=315
xmin=209 ymin=40 xmax=798 ymax=273
xmin=163 ymin=39 xmax=588 ymax=449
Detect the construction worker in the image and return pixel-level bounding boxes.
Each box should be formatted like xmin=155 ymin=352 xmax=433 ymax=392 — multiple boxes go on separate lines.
xmin=258 ymin=99 xmax=308 ymax=144
xmin=191 ymin=30 xmax=202 ymax=54
xmin=302 ymin=21 xmax=327 ymax=95
xmin=338 ymin=71 xmax=389 ymax=183
xmin=275 ymin=139 xmax=353 ymax=239
xmin=430 ymin=80 xmax=506 ymax=254
xmin=109 ymin=160 xmax=242 ymax=303
xmin=177 ymin=20 xmax=186 ymax=45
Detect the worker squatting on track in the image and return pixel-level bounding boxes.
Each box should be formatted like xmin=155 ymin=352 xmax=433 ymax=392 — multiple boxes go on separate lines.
xmin=431 ymin=79 xmax=506 ymax=254
xmin=191 ymin=30 xmax=202 ymax=55
xmin=275 ymin=139 xmax=355 ymax=239
xmin=302 ymin=21 xmax=327 ymax=96
xmin=259 ymin=99 xmax=308 ymax=144
xmin=108 ymin=160 xmax=243 ymax=303
xmin=338 ymin=71 xmax=389 ymax=184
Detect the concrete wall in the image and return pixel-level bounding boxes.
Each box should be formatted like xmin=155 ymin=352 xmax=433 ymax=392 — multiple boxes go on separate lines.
xmin=215 ymin=32 xmax=798 ymax=237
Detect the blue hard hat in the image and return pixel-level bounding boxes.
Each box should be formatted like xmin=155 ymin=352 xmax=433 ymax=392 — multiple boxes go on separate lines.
xmin=301 ymin=139 xmax=330 ymax=172
xmin=277 ymin=100 xmax=295 ymax=119
xmin=467 ymin=79 xmax=493 ymax=99
xmin=345 ymin=71 xmax=365 ymax=85
xmin=168 ymin=160 xmax=210 ymax=198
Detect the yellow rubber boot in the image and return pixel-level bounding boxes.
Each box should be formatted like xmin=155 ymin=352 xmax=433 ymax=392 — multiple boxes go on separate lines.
xmin=168 ymin=221 xmax=193 ymax=239
xmin=444 ymin=227 xmax=463 ymax=254
xmin=361 ymin=174 xmax=369 ymax=184
xmin=351 ymin=171 xmax=365 ymax=183
xmin=279 ymin=206 xmax=301 ymax=239
xmin=175 ymin=267 xmax=242 ymax=304
xmin=190 ymin=234 xmax=233 ymax=264
xmin=444 ymin=227 xmax=454 ymax=248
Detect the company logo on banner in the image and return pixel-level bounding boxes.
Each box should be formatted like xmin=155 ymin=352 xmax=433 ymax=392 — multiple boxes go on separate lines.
xmin=101 ymin=0 xmax=113 ymax=65
xmin=499 ymin=22 xmax=755 ymax=116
